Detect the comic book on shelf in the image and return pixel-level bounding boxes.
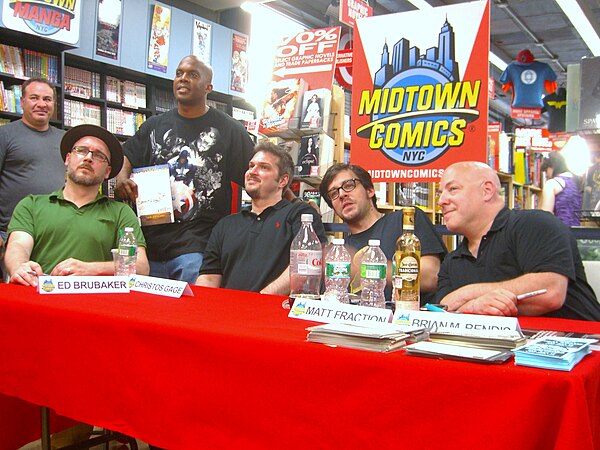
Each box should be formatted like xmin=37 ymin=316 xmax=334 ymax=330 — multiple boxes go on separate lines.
xmin=300 ymin=88 xmax=331 ymax=132
xmin=258 ymin=78 xmax=306 ymax=137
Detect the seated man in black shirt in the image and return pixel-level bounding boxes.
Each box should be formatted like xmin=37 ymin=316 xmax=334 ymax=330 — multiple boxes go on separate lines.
xmin=436 ymin=161 xmax=600 ymax=320
xmin=319 ymin=163 xmax=447 ymax=305
xmin=196 ymin=141 xmax=327 ymax=294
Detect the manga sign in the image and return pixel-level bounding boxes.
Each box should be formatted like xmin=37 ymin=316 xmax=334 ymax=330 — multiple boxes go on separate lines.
xmin=351 ymin=0 xmax=489 ymax=182
xmin=1 ymin=0 xmax=81 ymax=45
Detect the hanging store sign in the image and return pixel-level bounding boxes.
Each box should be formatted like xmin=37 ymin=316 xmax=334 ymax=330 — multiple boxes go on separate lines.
xmin=351 ymin=0 xmax=489 ymax=182
xmin=1 ymin=0 xmax=82 ymax=45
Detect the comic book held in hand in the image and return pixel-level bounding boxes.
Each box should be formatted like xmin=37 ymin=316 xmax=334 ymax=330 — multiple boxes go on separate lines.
xmin=512 ymin=337 xmax=598 ymax=371
xmin=131 ymin=164 xmax=174 ymax=226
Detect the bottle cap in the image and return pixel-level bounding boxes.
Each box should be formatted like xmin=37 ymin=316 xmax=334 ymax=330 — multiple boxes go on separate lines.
xmin=301 ymin=214 xmax=313 ymax=222
xmin=332 ymin=238 xmax=344 ymax=245
xmin=368 ymin=239 xmax=380 ymax=246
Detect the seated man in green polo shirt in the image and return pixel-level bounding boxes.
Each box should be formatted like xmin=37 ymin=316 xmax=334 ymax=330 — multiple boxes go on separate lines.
xmin=5 ymin=124 xmax=149 ymax=286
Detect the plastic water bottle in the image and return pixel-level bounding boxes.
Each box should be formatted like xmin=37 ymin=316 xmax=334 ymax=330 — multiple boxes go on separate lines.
xmin=323 ymin=238 xmax=351 ymax=303
xmin=116 ymin=227 xmax=137 ymax=276
xmin=360 ymin=239 xmax=387 ymax=308
xmin=290 ymin=214 xmax=322 ymax=300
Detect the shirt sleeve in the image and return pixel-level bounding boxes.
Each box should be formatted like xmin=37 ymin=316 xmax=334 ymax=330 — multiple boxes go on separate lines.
xmin=289 ymin=202 xmax=328 ymax=244
xmin=122 ymin=116 xmax=155 ymax=168
xmin=6 ymin=195 xmax=35 ymax=238
xmin=116 ymin=202 xmax=147 ymax=248
xmin=414 ymin=207 xmax=447 ymax=258
xmin=228 ymin=121 xmax=255 ymax=187
xmin=508 ymin=210 xmax=577 ymax=281
xmin=434 ymin=256 xmax=453 ymax=302
xmin=199 ymin=220 xmax=225 ymax=276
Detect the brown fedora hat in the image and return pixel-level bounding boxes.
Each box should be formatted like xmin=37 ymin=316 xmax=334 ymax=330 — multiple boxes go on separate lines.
xmin=60 ymin=124 xmax=124 ymax=179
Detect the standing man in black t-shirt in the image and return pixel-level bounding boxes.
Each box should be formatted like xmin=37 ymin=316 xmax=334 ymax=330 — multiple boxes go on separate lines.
xmin=319 ymin=163 xmax=447 ymax=305
xmin=116 ymin=55 xmax=254 ymax=284
xmin=436 ymin=161 xmax=600 ymax=321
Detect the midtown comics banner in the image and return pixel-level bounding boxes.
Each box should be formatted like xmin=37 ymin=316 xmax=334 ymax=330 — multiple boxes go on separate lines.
xmin=1 ymin=0 xmax=82 ymax=45
xmin=351 ymin=0 xmax=489 ymax=182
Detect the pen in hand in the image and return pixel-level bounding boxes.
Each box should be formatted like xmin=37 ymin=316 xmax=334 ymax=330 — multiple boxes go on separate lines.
xmin=516 ymin=289 xmax=547 ymax=301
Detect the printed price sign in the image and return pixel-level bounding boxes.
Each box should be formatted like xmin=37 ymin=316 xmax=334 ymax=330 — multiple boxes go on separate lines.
xmin=273 ymin=26 xmax=341 ymax=89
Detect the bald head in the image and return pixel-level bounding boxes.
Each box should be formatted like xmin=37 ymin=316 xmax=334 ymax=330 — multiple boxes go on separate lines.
xmin=438 ymin=161 xmax=504 ymax=238
xmin=179 ymin=55 xmax=213 ymax=83
xmin=444 ymin=161 xmax=502 ymax=196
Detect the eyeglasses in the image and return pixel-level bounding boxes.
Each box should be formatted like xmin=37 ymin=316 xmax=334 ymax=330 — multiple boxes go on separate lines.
xmin=327 ymin=178 xmax=361 ymax=201
xmin=71 ymin=146 xmax=110 ymax=164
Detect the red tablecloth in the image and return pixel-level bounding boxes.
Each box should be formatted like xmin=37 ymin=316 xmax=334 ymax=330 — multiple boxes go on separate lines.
xmin=0 ymin=283 xmax=599 ymax=450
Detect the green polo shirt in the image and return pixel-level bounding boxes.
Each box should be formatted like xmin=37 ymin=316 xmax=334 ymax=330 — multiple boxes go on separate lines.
xmin=8 ymin=189 xmax=145 ymax=274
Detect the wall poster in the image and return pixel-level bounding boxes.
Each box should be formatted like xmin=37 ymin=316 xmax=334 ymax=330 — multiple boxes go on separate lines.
xmin=96 ymin=0 xmax=122 ymax=60
xmin=192 ymin=18 xmax=211 ymax=64
xmin=147 ymin=4 xmax=171 ymax=73
xmin=231 ymin=33 xmax=248 ymax=94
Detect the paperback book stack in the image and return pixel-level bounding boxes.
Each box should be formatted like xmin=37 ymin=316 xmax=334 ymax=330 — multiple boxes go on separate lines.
xmin=307 ymin=322 xmax=428 ymax=353
xmin=512 ymin=337 xmax=598 ymax=371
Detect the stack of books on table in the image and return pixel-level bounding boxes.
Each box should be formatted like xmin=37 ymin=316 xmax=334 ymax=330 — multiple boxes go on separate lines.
xmin=429 ymin=332 xmax=528 ymax=352
xmin=405 ymin=341 xmax=514 ymax=364
xmin=512 ymin=337 xmax=598 ymax=371
xmin=306 ymin=322 xmax=429 ymax=353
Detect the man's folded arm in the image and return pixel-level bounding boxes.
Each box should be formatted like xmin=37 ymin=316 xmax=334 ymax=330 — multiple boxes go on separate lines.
xmin=440 ymin=272 xmax=568 ymax=316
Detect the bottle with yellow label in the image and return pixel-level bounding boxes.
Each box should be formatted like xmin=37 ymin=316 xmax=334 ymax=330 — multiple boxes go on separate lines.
xmin=394 ymin=207 xmax=421 ymax=310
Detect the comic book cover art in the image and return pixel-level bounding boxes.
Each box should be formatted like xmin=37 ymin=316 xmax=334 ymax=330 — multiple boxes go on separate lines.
xmin=297 ymin=134 xmax=320 ymax=176
xmin=192 ymin=19 xmax=211 ymax=63
xmin=258 ymin=78 xmax=306 ymax=135
xmin=300 ymin=88 xmax=331 ymax=130
xmin=96 ymin=0 xmax=122 ymax=60
xmin=231 ymin=33 xmax=248 ymax=93
xmin=147 ymin=5 xmax=171 ymax=73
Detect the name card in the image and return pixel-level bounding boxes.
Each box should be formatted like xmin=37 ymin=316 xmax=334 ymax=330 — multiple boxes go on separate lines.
xmin=288 ymin=298 xmax=392 ymax=324
xmin=38 ymin=276 xmax=130 ymax=294
xmin=130 ymin=275 xmax=194 ymax=298
xmin=392 ymin=309 xmax=522 ymax=337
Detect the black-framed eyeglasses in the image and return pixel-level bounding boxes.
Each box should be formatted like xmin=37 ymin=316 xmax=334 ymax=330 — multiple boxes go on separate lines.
xmin=71 ymin=146 xmax=110 ymax=164
xmin=327 ymin=178 xmax=361 ymax=201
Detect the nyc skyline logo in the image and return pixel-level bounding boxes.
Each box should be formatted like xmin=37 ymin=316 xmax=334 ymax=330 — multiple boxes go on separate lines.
xmin=356 ymin=18 xmax=481 ymax=166
xmin=8 ymin=0 xmax=76 ymax=36
xmin=41 ymin=279 xmax=55 ymax=292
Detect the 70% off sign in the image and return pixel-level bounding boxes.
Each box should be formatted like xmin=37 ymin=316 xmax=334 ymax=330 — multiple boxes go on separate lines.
xmin=273 ymin=27 xmax=341 ymax=84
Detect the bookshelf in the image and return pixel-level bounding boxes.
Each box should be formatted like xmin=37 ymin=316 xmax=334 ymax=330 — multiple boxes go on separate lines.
xmin=0 ymin=28 xmax=65 ymax=124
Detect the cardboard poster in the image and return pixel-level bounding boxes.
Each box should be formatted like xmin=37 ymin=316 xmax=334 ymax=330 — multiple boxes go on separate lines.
xmin=231 ymin=33 xmax=248 ymax=93
xmin=147 ymin=4 xmax=171 ymax=73
xmin=192 ymin=18 xmax=211 ymax=64
xmin=0 ymin=0 xmax=82 ymax=45
xmin=351 ymin=0 xmax=489 ymax=182
xmin=272 ymin=26 xmax=341 ymax=90
xmin=96 ymin=0 xmax=122 ymax=60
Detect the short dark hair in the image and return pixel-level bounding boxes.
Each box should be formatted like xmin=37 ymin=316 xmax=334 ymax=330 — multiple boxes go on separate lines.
xmin=319 ymin=163 xmax=376 ymax=208
xmin=541 ymin=151 xmax=569 ymax=175
xmin=254 ymin=140 xmax=294 ymax=188
xmin=21 ymin=77 xmax=57 ymax=101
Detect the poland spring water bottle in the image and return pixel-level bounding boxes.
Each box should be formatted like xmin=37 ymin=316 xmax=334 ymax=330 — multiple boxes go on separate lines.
xmin=116 ymin=227 xmax=137 ymax=276
xmin=322 ymin=238 xmax=351 ymax=303
xmin=359 ymin=239 xmax=386 ymax=308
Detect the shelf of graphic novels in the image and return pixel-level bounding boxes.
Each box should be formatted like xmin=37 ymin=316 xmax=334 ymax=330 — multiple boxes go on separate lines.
xmin=258 ymin=84 xmax=346 ymax=224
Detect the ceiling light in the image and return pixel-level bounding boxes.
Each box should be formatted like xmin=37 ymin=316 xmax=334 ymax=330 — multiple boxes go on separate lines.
xmin=555 ymin=0 xmax=600 ymax=56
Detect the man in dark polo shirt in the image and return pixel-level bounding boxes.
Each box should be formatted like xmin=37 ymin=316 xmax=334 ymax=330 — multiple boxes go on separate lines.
xmin=436 ymin=161 xmax=600 ymax=321
xmin=196 ymin=141 xmax=327 ymax=294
